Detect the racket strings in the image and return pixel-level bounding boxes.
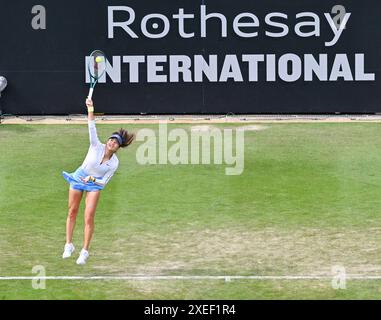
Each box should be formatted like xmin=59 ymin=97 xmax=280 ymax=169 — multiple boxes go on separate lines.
xmin=89 ymin=50 xmax=106 ymax=80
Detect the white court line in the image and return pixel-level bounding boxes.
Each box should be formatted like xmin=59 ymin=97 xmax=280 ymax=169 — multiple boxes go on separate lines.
xmin=1 ymin=275 xmax=381 ymax=280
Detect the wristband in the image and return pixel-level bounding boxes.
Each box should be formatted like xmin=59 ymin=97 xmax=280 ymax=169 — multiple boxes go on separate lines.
xmin=87 ymin=106 xmax=94 ymax=113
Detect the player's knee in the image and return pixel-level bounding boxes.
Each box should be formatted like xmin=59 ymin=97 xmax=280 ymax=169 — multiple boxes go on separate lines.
xmin=84 ymin=215 xmax=94 ymax=226
xmin=85 ymin=218 xmax=94 ymax=226
xmin=68 ymin=206 xmax=79 ymax=219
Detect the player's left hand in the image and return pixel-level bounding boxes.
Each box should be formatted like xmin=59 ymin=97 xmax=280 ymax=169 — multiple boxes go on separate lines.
xmin=80 ymin=176 xmax=94 ymax=183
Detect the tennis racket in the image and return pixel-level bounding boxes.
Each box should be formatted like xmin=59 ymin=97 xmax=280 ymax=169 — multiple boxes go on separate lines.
xmin=87 ymin=50 xmax=106 ymax=99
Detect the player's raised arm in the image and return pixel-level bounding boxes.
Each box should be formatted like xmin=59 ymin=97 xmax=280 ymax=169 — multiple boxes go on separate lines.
xmin=86 ymin=98 xmax=101 ymax=146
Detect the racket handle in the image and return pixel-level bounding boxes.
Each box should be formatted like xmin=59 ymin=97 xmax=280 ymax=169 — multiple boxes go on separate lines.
xmin=88 ymin=87 xmax=94 ymax=100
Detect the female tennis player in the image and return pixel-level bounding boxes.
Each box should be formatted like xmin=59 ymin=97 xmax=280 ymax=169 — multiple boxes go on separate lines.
xmin=61 ymin=98 xmax=134 ymax=265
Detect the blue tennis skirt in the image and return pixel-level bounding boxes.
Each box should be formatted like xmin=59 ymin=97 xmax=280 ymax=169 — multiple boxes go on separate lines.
xmin=62 ymin=167 xmax=104 ymax=192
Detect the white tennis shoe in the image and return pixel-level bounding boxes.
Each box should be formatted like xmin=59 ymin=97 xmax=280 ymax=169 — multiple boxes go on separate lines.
xmin=62 ymin=243 xmax=75 ymax=259
xmin=76 ymin=249 xmax=89 ymax=265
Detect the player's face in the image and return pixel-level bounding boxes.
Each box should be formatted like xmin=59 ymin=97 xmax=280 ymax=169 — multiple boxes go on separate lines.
xmin=107 ymin=138 xmax=120 ymax=152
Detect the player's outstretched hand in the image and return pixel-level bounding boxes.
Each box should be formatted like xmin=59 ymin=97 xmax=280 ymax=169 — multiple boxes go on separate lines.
xmin=86 ymin=98 xmax=94 ymax=115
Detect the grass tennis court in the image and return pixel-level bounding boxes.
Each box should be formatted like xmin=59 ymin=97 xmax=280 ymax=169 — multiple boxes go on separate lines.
xmin=0 ymin=122 xmax=381 ymax=299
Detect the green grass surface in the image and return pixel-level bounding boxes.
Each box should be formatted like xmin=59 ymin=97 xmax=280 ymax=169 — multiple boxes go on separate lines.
xmin=0 ymin=123 xmax=380 ymax=299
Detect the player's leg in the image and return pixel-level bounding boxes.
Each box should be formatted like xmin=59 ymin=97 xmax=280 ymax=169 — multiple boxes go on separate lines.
xmin=76 ymin=190 xmax=101 ymax=265
xmin=66 ymin=188 xmax=84 ymax=243
xmin=63 ymin=188 xmax=83 ymax=258
xmin=83 ymin=190 xmax=101 ymax=250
